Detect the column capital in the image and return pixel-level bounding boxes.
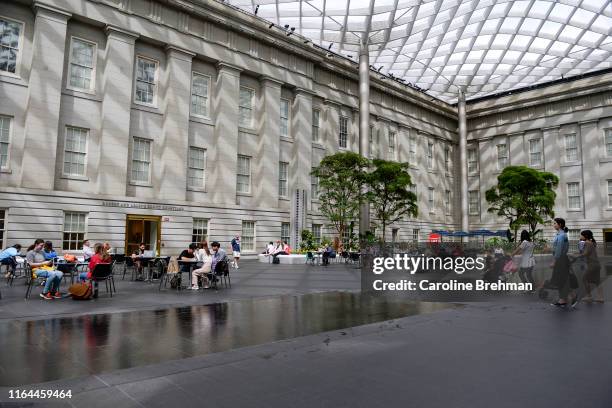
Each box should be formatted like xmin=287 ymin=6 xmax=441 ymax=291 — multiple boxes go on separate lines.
xmin=294 ymin=87 xmax=316 ymax=97
xmin=260 ymin=75 xmax=283 ymax=87
xmin=105 ymin=25 xmax=140 ymax=44
xmin=323 ymin=98 xmax=341 ymax=107
xmin=216 ymin=62 xmax=242 ymax=75
xmin=33 ymin=2 xmax=71 ymax=21
xmin=165 ymin=45 xmax=195 ymax=61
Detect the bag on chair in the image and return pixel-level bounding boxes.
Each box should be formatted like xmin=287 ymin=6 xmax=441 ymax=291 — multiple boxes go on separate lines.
xmin=69 ymin=282 xmax=92 ymax=300
xmin=272 ymin=257 xmax=280 ymax=264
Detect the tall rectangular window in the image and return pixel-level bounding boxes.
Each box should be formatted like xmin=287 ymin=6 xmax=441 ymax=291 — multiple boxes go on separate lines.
xmin=187 ymin=147 xmax=206 ymax=188
xmin=63 ymin=212 xmax=86 ymax=251
xmin=445 ymin=190 xmax=451 ymax=215
xmin=312 ymin=109 xmax=320 ymax=141
xmin=369 ymin=126 xmax=375 ymax=158
xmin=444 ymin=146 xmax=450 ymax=171
xmin=280 ymin=98 xmax=290 ymax=137
xmin=0 ymin=115 xmax=11 ymax=169
xmin=312 ymin=224 xmax=322 ymax=244
xmin=239 ymin=86 xmax=254 ymax=128
xmin=63 ymin=126 xmax=88 ymax=177
xmin=568 ymin=229 xmax=580 ymax=242
xmin=281 ymin=222 xmax=290 ymax=244
xmin=409 ymin=137 xmax=416 ymax=165
xmin=468 ymin=190 xmax=479 ymax=215
xmin=191 ymin=72 xmax=210 ymax=117
xmin=0 ymin=18 xmax=22 ymax=75
xmin=427 ymin=142 xmax=434 ymax=169
xmin=68 ymin=37 xmax=96 ymax=91
xmin=567 ymin=182 xmax=581 ymax=210
xmin=412 ymin=229 xmax=419 ymax=242
xmin=564 ymin=134 xmax=578 ymax=162
xmin=606 ymin=129 xmax=612 ymax=157
xmin=311 ymin=169 xmax=319 ymax=200
xmin=131 ymin=138 xmax=151 ymax=183
xmin=135 ymin=56 xmax=158 ymax=105
xmin=467 ymin=147 xmax=478 ymax=174
xmin=608 ymin=180 xmax=612 ymax=208
xmin=241 ymin=221 xmax=255 ymax=252
xmin=496 ymin=143 xmax=508 ymax=169
xmin=388 ymin=131 xmax=396 ymax=160
xmin=392 ymin=228 xmax=399 ymax=243
xmin=237 ymin=155 xmax=251 ymax=194
xmin=529 ymin=138 xmax=542 ymax=167
xmin=0 ymin=209 xmax=5 ymax=249
xmin=339 ymin=117 xmax=348 ymax=148
xmin=278 ymin=161 xmax=288 ymax=197
xmin=191 ymin=218 xmax=208 ymax=245
xmin=428 ymin=187 xmax=435 ymax=213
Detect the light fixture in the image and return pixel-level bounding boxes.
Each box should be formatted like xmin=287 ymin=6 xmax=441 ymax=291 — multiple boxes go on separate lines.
xmin=377 ymin=66 xmax=382 ymax=72
xmin=269 ymin=23 xmax=274 ymax=28
xmin=284 ymin=24 xmax=290 ymax=29
xmin=254 ymin=5 xmax=259 ymax=14
xmin=328 ymin=42 xmax=333 ymax=50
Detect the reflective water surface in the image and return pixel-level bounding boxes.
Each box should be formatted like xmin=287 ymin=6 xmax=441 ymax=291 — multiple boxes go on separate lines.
xmin=0 ymin=292 xmax=452 ymax=386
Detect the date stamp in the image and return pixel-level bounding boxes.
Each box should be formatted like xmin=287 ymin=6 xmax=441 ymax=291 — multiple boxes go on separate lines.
xmin=7 ymin=389 xmax=72 ymax=399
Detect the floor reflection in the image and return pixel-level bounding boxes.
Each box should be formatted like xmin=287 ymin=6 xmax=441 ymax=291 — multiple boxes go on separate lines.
xmin=0 ymin=292 xmax=451 ymax=386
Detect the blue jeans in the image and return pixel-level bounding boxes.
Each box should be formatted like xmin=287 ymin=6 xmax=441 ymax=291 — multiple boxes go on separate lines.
xmin=1 ymin=257 xmax=17 ymax=273
xmin=35 ymin=269 xmax=63 ymax=294
xmin=79 ymin=272 xmax=88 ymax=282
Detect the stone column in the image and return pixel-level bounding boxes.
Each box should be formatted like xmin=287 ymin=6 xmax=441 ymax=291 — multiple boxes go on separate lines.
xmin=255 ymin=76 xmax=282 ymax=209
xmin=541 ymin=127 xmax=560 ymax=215
xmin=97 ymin=26 xmax=139 ymax=196
xmin=210 ymin=62 xmax=241 ymax=205
xmin=292 ymin=88 xmax=314 ymax=192
xmin=458 ymin=89 xmax=468 ymax=232
xmin=158 ymin=46 xmax=194 ymax=200
xmin=20 ymin=3 xmax=71 ymax=190
xmin=580 ymin=120 xmax=600 ymax=221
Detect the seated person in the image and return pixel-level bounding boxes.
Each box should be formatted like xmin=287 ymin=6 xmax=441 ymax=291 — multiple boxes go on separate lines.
xmin=190 ymin=245 xmax=212 ymax=290
xmin=195 ymin=240 xmax=209 ymax=262
xmin=210 ymin=241 xmax=228 ymax=280
xmin=43 ymin=241 xmax=58 ymax=261
xmin=0 ymin=244 xmax=21 ymax=278
xmin=282 ymin=241 xmax=292 ymax=255
xmin=80 ymin=243 xmax=112 ymax=283
xmin=131 ymin=243 xmax=147 ymax=280
xmin=26 ymin=239 xmax=63 ymax=300
xmin=82 ymin=239 xmax=95 ymax=261
xmin=103 ymin=242 xmax=113 ymax=255
xmin=179 ymin=243 xmax=197 ymax=273
xmin=264 ymin=241 xmax=274 ymax=255
xmin=322 ymin=245 xmax=334 ymax=266
xmin=272 ymin=240 xmax=289 ymax=262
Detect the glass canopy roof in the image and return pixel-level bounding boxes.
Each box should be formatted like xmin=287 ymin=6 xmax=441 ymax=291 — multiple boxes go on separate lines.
xmin=226 ymin=0 xmax=612 ymax=103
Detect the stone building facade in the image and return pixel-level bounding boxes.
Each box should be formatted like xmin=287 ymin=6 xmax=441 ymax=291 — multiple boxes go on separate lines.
xmin=0 ymin=0 xmax=610 ymax=255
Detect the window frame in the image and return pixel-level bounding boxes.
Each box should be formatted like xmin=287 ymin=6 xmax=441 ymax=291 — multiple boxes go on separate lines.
xmin=278 ymin=161 xmax=289 ymax=198
xmin=133 ymin=55 xmax=159 ymax=107
xmin=187 ymin=146 xmax=207 ymax=189
xmin=280 ymin=98 xmax=290 ymax=138
xmin=428 ymin=187 xmax=435 ymax=214
xmin=63 ymin=126 xmax=89 ymax=177
xmin=528 ymin=138 xmax=543 ymax=168
xmin=130 ymin=137 xmax=152 ymax=185
xmin=191 ymin=218 xmax=208 ymax=246
xmin=241 ymin=220 xmax=256 ymax=252
xmin=467 ymin=147 xmax=478 ymax=174
xmin=388 ymin=131 xmax=396 ymax=160
xmin=236 ymin=154 xmax=251 ymax=194
xmin=62 ymin=211 xmax=87 ymax=251
xmin=408 ymin=137 xmax=417 ymax=165
xmin=468 ymin=190 xmax=480 ymax=215
xmin=496 ymin=143 xmax=508 ymax=170
xmin=608 ymin=180 xmax=612 ymax=208
xmin=0 ymin=115 xmax=12 ymax=170
xmin=312 ymin=109 xmax=320 ymax=142
xmin=412 ymin=228 xmax=419 ymax=243
xmin=339 ymin=116 xmax=349 ymax=149
xmin=444 ymin=146 xmax=450 ymax=172
xmin=0 ymin=15 xmax=25 ymax=78
xmin=311 ymin=169 xmax=319 ymax=201
xmin=312 ymin=224 xmax=322 ymax=245
xmin=605 ymin=129 xmax=612 ymax=157
xmin=445 ymin=189 xmax=452 ymax=215
xmin=67 ymin=36 xmax=97 ymax=93
xmin=566 ymin=182 xmax=581 ymax=210
xmin=281 ymin=222 xmax=290 ymax=244
xmin=564 ymin=133 xmax=578 ymax=162
xmin=0 ymin=209 xmax=5 ymax=250
xmin=426 ymin=142 xmax=434 ymax=170
xmin=239 ymin=86 xmax=255 ymax=128
xmin=190 ymin=71 xmax=211 ymax=119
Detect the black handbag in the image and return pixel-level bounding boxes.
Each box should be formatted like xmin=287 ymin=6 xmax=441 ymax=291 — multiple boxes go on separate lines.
xmin=272 ymin=257 xmax=280 ymax=264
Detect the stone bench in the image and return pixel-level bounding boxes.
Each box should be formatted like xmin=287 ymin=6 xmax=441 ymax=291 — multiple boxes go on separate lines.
xmin=257 ymin=254 xmax=306 ymax=264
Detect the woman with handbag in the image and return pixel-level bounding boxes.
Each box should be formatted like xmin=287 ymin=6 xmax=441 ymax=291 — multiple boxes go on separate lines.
xmin=579 ymin=230 xmax=604 ymax=303
xmin=550 ymin=218 xmax=577 ymax=308
xmin=511 ymin=230 xmax=536 ymax=290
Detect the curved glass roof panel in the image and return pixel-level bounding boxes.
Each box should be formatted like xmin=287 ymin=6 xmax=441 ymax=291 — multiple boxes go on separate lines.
xmin=228 ymin=0 xmax=612 ymax=103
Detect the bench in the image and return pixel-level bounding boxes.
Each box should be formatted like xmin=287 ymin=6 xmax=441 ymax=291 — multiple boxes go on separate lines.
xmin=257 ymin=254 xmax=306 ymax=264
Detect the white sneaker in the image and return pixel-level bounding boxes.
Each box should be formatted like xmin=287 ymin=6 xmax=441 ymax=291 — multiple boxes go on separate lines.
xmin=235 ymin=265 xmax=239 ymax=269
xmin=189 ymin=286 xmax=199 ymax=290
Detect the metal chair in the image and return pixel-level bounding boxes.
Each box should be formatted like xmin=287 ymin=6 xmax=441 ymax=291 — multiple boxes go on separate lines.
xmin=122 ymin=256 xmax=137 ymax=280
xmin=112 ymin=254 xmax=125 ymax=276
xmin=90 ymin=263 xmax=115 ymax=298
xmin=24 ymin=263 xmax=48 ymax=299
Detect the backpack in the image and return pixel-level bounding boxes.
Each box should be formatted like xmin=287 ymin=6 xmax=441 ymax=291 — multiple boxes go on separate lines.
xmin=214 ymin=257 xmax=229 ymax=275
xmin=68 ymin=282 xmax=92 ymax=300
xmin=170 ymin=274 xmax=181 ymax=289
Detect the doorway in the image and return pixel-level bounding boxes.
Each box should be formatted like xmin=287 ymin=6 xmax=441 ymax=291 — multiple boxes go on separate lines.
xmin=125 ymin=215 xmax=161 ymax=256
xmin=604 ymin=229 xmax=612 ymax=256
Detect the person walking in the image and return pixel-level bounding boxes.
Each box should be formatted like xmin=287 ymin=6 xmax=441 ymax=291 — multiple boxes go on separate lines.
xmin=550 ymin=218 xmax=577 ymax=308
xmin=579 ymin=230 xmax=604 ymax=303
xmin=231 ymin=235 xmax=241 ymax=269
xmin=511 ymin=230 xmax=536 ymax=291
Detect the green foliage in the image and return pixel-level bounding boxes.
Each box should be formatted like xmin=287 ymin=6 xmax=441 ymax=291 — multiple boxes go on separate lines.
xmin=299 ymin=229 xmax=317 ymax=251
xmin=485 ymin=166 xmax=558 ymax=241
xmin=365 ymin=159 xmax=418 ymax=243
xmin=311 ymin=152 xmax=369 ymax=242
xmin=320 ymin=236 xmax=333 ymax=248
